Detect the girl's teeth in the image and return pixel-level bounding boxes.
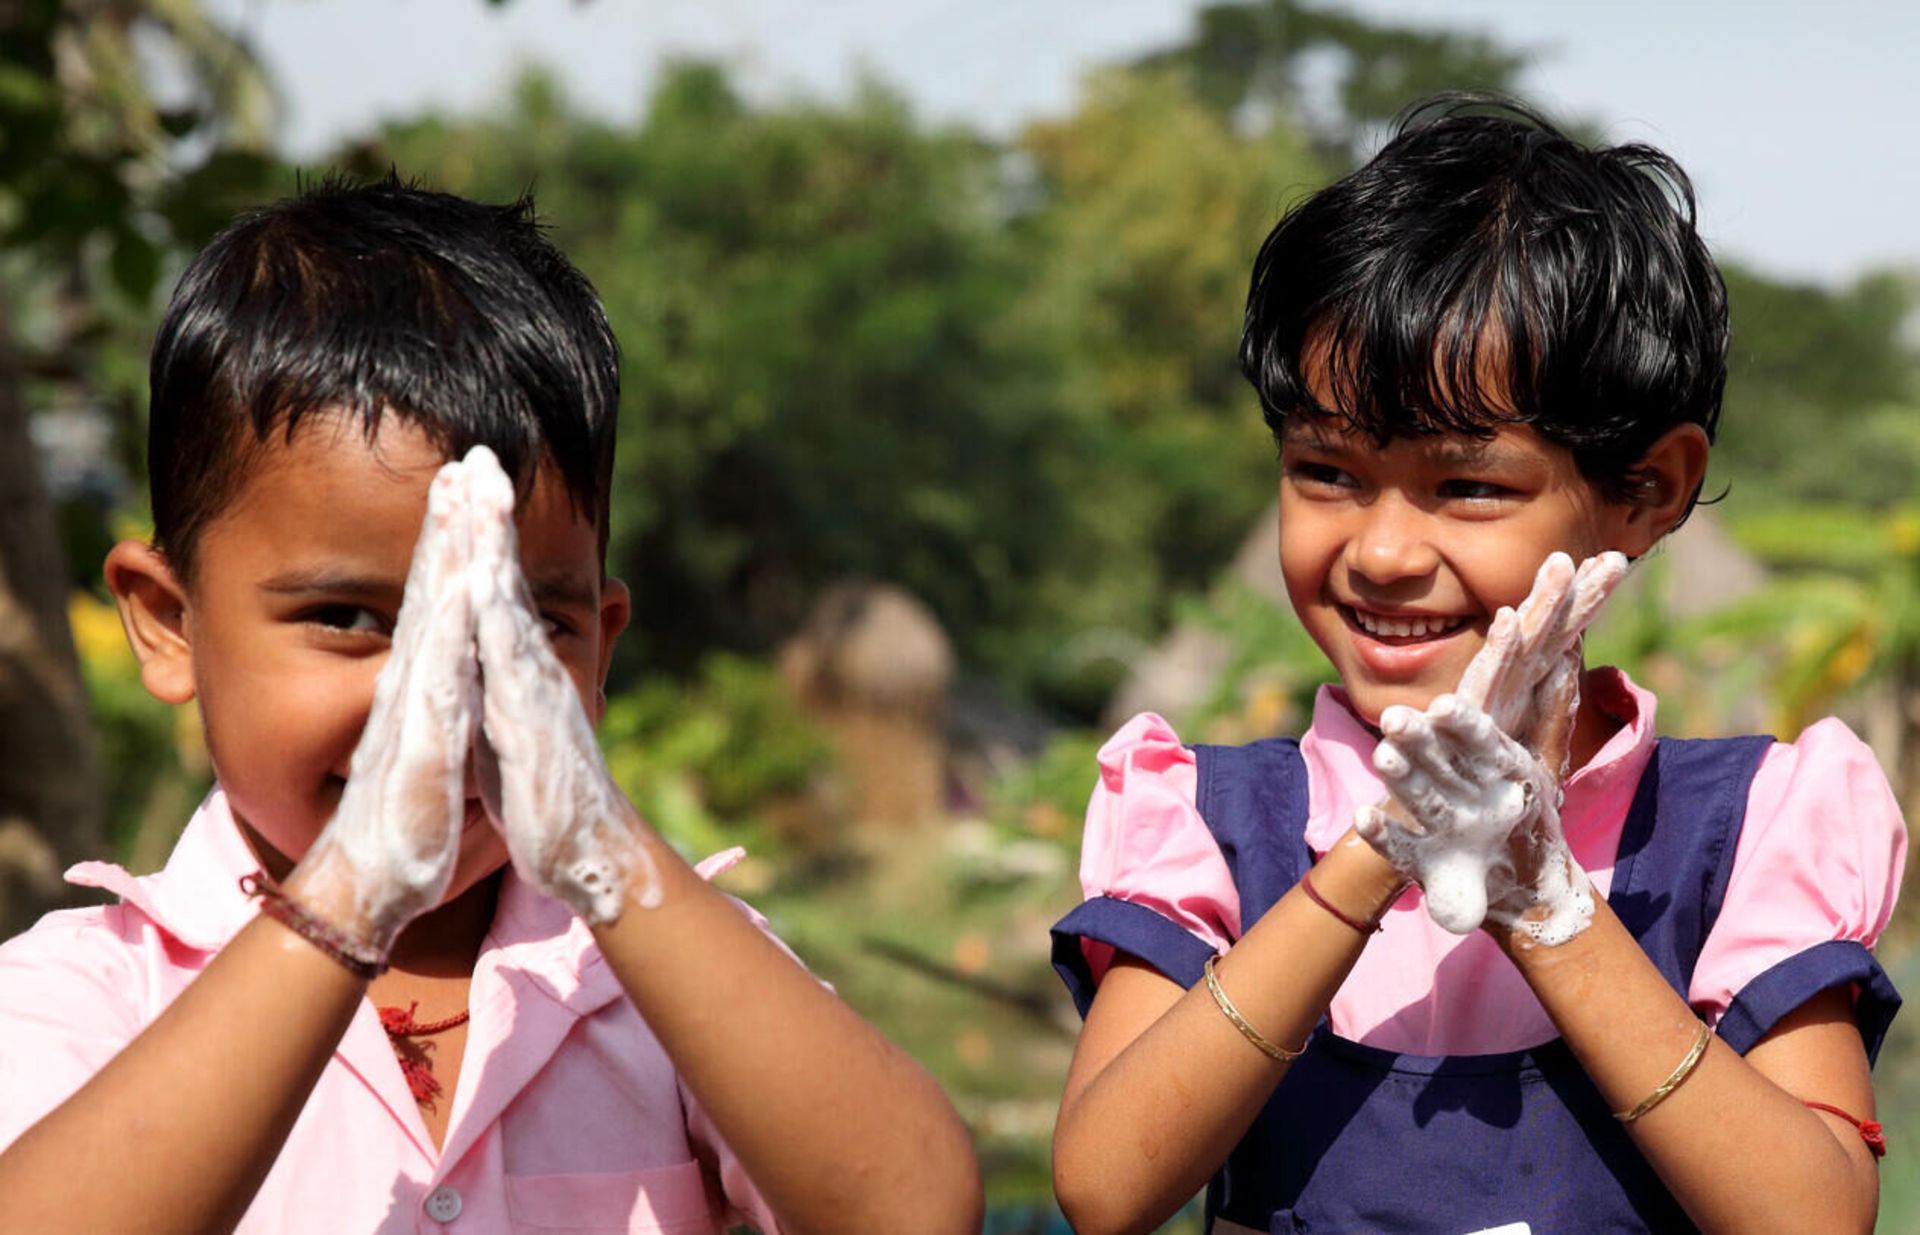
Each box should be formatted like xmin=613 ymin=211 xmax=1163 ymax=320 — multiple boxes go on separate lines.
xmin=1357 ymin=611 xmax=1460 ymax=638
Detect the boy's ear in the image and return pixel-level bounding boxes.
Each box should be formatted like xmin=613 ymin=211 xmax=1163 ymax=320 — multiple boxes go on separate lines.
xmin=592 ymin=576 xmax=632 ymax=717
xmin=103 ymin=541 xmax=197 ymax=706
xmin=1616 ymin=424 xmax=1712 ymax=557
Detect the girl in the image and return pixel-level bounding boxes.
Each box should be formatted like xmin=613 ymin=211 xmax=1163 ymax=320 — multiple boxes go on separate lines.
xmin=1050 ymin=100 xmax=1904 ymax=1235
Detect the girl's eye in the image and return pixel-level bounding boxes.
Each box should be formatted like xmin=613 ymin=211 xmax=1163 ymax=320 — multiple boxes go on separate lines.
xmin=306 ymin=605 xmax=391 ymax=636
xmin=1286 ymin=460 xmax=1357 ymax=490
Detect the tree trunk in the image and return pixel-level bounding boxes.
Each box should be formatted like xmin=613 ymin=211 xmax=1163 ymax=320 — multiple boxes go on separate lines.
xmin=0 ymin=303 xmax=105 ymax=941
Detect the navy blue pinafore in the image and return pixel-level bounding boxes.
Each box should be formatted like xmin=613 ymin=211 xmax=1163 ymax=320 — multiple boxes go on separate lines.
xmin=1053 ymin=735 xmax=1901 ymax=1234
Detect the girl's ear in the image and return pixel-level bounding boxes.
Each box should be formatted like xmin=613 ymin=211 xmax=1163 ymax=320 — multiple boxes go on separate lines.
xmin=103 ymin=541 xmax=197 ymax=706
xmin=1616 ymin=424 xmax=1712 ymax=557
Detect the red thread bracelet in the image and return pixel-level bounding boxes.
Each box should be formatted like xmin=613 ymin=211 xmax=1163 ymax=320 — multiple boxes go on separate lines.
xmin=1298 ymin=869 xmax=1382 ymax=935
xmin=240 ymin=871 xmax=388 ymax=980
xmin=1804 ymin=1101 xmax=1887 ymax=1158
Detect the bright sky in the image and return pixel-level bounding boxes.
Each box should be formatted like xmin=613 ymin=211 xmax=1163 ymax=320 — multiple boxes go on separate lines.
xmin=209 ymin=0 xmax=1920 ymax=287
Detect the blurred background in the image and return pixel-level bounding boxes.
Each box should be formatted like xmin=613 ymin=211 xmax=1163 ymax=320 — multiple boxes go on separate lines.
xmin=4 ymin=1 xmax=1919 ymax=1229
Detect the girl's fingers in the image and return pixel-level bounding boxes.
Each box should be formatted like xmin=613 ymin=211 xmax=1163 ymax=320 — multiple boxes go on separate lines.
xmin=1561 ymin=551 xmax=1628 ymax=642
xmin=1513 ymin=552 xmax=1575 ymax=649
xmin=1526 ymin=652 xmax=1582 ymax=779
xmin=1457 ymin=607 xmax=1520 ymax=711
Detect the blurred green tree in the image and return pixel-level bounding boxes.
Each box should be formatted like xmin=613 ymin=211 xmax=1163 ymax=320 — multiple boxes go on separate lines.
xmin=352 ymin=65 xmax=1117 ymax=703
xmin=0 ymin=0 xmax=274 ymax=935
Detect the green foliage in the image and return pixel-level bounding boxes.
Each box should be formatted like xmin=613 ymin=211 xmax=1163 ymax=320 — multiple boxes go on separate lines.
xmin=1703 ymin=502 xmax=1920 ymax=735
xmin=1718 ymin=267 xmax=1919 ymax=505
xmin=599 ymin=653 xmax=828 ymax=862
xmin=1015 ymin=69 xmax=1330 ymax=670
xmin=359 ymin=65 xmax=1110 ymax=704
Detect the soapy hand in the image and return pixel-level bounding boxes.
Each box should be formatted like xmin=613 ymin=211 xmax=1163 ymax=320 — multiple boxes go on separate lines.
xmin=465 ymin=449 xmax=661 ymax=924
xmin=1356 ymin=551 xmax=1628 ymax=943
xmin=282 ymin=459 xmax=480 ymax=959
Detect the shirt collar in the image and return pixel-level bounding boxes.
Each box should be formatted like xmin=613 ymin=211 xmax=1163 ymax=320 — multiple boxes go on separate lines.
xmin=1298 ymin=666 xmax=1659 ymax=853
xmin=64 ymin=788 xmax=262 ymax=952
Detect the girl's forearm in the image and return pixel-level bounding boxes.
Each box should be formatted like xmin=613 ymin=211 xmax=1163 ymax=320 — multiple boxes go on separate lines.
xmin=0 ymin=913 xmax=364 ymax=1235
xmin=1053 ymin=832 xmax=1403 ymax=1235
xmin=1499 ymin=897 xmax=1877 ymax=1235
xmin=589 ymin=841 xmax=982 ymax=1235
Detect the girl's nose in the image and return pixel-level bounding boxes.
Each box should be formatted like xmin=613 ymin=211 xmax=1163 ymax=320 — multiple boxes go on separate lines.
xmin=1345 ymin=496 xmax=1440 ymax=585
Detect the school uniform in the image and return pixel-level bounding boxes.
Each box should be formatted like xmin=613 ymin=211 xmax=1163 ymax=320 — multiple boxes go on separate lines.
xmin=1053 ymin=669 xmax=1904 ymax=1233
xmin=0 ymin=789 xmax=781 ymax=1234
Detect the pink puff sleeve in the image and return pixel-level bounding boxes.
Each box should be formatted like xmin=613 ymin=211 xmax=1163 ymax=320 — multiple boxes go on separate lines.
xmin=1691 ymin=718 xmax=1907 ymax=1059
xmin=1050 ymin=713 xmax=1241 ymax=1014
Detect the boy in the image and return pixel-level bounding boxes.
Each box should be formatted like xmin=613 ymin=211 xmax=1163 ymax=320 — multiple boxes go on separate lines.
xmin=0 ymin=178 xmax=982 ymax=1234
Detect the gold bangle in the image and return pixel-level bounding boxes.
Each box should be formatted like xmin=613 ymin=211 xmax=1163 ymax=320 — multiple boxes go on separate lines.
xmin=1614 ymin=1020 xmax=1713 ymax=1123
xmin=1202 ymin=954 xmax=1308 ymax=1064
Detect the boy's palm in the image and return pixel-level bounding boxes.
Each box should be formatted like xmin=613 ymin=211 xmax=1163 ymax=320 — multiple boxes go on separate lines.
xmin=464 ymin=451 xmax=659 ymax=924
xmin=285 ymin=460 xmax=480 ymax=954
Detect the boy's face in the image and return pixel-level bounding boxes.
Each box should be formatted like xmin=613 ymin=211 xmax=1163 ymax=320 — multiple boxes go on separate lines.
xmin=1278 ymin=414 xmax=1646 ymax=727
xmin=114 ymin=413 xmax=627 ymax=901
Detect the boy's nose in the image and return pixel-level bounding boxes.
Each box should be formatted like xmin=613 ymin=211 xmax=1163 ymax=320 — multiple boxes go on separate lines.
xmin=1345 ymin=497 xmax=1440 ymax=585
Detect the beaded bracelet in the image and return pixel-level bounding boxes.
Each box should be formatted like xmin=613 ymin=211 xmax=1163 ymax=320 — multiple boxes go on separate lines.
xmin=1614 ymin=1020 xmax=1712 ymax=1123
xmin=1202 ymin=954 xmax=1308 ymax=1064
xmin=239 ymin=872 xmax=388 ymax=981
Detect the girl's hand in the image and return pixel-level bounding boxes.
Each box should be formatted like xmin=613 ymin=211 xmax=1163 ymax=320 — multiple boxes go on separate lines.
xmin=283 ymin=458 xmax=480 ymax=958
xmin=465 ymin=449 xmax=661 ymax=923
xmin=1355 ymin=550 xmax=1628 ymax=942
xmin=1457 ymin=550 xmax=1628 ymax=770
xmin=1359 ymin=694 xmax=1590 ymax=943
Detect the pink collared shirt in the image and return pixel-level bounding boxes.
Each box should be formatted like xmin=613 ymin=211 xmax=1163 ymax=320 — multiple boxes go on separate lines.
xmin=0 ymin=790 xmax=782 ymax=1234
xmin=1076 ymin=669 xmax=1906 ymax=1055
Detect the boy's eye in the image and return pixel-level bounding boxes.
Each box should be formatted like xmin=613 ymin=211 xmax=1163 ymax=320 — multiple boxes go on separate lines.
xmin=1437 ymin=479 xmax=1511 ymax=501
xmin=305 ymin=604 xmax=392 ymax=636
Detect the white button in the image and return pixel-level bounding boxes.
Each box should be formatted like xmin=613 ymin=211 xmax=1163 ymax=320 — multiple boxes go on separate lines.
xmin=424 ymin=1185 xmax=462 ymax=1222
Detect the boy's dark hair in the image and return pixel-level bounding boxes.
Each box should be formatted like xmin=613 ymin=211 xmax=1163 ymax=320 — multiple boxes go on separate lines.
xmin=1240 ymin=95 xmax=1726 ymax=516
xmin=148 ymin=174 xmax=619 ymax=580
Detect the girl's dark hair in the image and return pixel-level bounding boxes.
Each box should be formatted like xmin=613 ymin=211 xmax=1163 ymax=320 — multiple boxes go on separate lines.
xmin=1240 ymin=95 xmax=1727 ymax=515
xmin=148 ymin=173 xmax=620 ymax=580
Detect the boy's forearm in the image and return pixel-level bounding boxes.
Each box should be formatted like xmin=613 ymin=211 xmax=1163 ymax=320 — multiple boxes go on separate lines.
xmin=589 ymin=839 xmax=983 ymax=1235
xmin=0 ymin=914 xmax=364 ymax=1235
xmin=1053 ymin=833 xmax=1402 ymax=1235
xmin=1498 ymin=897 xmax=1877 ymax=1235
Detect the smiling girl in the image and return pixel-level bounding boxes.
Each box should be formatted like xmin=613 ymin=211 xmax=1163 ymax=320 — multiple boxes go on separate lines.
xmin=1049 ymin=99 xmax=1904 ymax=1235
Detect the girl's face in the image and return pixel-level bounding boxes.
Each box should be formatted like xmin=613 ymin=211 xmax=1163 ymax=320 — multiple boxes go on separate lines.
xmin=1278 ymin=415 xmax=1645 ymax=726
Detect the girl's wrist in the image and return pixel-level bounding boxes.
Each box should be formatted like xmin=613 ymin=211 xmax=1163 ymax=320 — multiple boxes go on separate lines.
xmin=1314 ymin=828 xmax=1411 ymax=922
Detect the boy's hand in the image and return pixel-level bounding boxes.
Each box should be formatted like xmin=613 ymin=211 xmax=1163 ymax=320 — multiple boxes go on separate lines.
xmin=465 ymin=449 xmax=660 ymax=924
xmin=282 ymin=458 xmax=480 ymax=958
xmin=1355 ymin=550 xmax=1628 ymax=942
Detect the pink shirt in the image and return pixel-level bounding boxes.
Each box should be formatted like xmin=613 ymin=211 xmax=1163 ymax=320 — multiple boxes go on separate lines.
xmin=0 ymin=790 xmax=782 ymax=1234
xmin=1077 ymin=669 xmax=1907 ymax=1055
